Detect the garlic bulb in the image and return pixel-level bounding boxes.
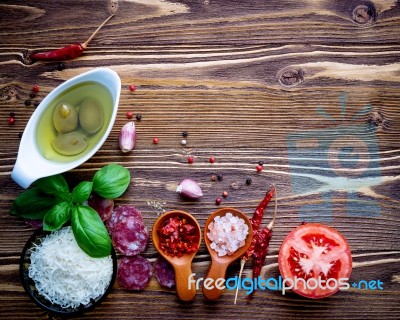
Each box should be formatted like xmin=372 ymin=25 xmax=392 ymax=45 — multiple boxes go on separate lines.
xmin=119 ymin=121 xmax=136 ymax=153
xmin=176 ymin=179 xmax=203 ymax=199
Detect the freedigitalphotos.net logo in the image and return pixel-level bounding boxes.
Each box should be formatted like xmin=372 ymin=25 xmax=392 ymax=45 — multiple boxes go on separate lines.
xmin=188 ymin=274 xmax=384 ymax=295
xmin=287 ymin=93 xmax=382 ymax=221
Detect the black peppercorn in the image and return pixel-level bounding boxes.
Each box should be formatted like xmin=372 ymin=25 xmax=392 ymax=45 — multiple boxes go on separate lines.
xmin=57 ymin=62 xmax=65 ymax=71
xmin=246 ymin=177 xmax=252 ymax=185
xmin=136 ymin=114 xmax=142 ymax=121
xmin=182 ymin=131 xmax=188 ymax=137
xmin=24 ymin=100 xmax=31 ymax=106
xmin=217 ymin=174 xmax=223 ymax=181
xmin=30 ymin=92 xmax=36 ymax=98
xmin=33 ymin=101 xmax=40 ymax=108
xmin=9 ymin=112 xmax=15 ymax=117
xmin=258 ymin=161 xmax=264 ymax=166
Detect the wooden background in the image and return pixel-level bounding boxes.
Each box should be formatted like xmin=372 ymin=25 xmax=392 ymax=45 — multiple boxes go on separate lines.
xmin=0 ymin=0 xmax=399 ymax=319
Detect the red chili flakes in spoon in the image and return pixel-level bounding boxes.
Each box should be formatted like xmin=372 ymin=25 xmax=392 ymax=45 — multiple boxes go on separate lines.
xmin=157 ymin=216 xmax=200 ymax=258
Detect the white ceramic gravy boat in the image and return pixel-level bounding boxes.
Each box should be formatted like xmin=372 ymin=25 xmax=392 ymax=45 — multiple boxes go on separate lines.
xmin=12 ymin=68 xmax=121 ymax=189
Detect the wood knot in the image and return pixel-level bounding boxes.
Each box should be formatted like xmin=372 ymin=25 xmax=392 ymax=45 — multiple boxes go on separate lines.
xmin=277 ymin=67 xmax=304 ymax=87
xmin=368 ymin=110 xmax=385 ymax=129
xmin=1 ymin=85 xmax=20 ymax=101
xmin=108 ymin=0 xmax=119 ymax=15
xmin=21 ymin=49 xmax=33 ymax=65
xmin=352 ymin=3 xmax=376 ymax=24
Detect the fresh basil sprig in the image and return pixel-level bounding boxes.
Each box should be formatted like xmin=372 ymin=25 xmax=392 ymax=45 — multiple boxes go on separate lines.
xmin=71 ymin=181 xmax=93 ymax=203
xmin=93 ymin=164 xmax=130 ymax=199
xmin=11 ymin=187 xmax=58 ymax=220
xmin=72 ymin=205 xmax=112 ymax=258
xmin=11 ymin=163 xmax=130 ymax=258
xmin=43 ymin=202 xmax=72 ymax=231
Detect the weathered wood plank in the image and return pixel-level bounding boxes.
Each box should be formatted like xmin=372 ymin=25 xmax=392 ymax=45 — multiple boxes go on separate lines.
xmin=0 ymin=0 xmax=399 ymax=319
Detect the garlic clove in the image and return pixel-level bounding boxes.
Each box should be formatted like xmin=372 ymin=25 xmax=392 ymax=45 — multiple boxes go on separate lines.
xmin=119 ymin=121 xmax=136 ymax=153
xmin=176 ymin=179 xmax=203 ymax=199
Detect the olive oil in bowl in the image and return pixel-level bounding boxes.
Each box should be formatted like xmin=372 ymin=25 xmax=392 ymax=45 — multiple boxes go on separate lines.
xmin=36 ymin=81 xmax=113 ymax=162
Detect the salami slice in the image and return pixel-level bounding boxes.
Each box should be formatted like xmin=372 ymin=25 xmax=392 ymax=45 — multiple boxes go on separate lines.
xmin=107 ymin=205 xmax=144 ymax=233
xmin=111 ymin=219 xmax=149 ymax=256
xmin=117 ymin=256 xmax=152 ymax=290
xmin=154 ymin=256 xmax=175 ymax=288
xmin=107 ymin=206 xmax=148 ymax=255
xmin=87 ymin=193 xmax=114 ymax=221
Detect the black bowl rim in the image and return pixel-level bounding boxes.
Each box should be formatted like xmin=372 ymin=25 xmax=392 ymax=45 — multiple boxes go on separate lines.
xmin=19 ymin=228 xmax=117 ymax=316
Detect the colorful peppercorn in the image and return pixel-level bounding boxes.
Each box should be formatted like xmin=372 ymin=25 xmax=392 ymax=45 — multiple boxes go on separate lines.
xmin=32 ymin=85 xmax=39 ymax=93
xmin=126 ymin=111 xmax=133 ymax=119
xmin=256 ymin=165 xmax=263 ymax=172
xmin=57 ymin=62 xmax=65 ymax=71
xmin=181 ymin=139 xmax=187 ymax=146
xmin=129 ymin=85 xmax=136 ymax=91
xmin=222 ymin=191 xmax=228 ymax=198
xmin=187 ymin=156 xmax=194 ymax=164
xmin=153 ymin=138 xmax=159 ymax=144
xmin=209 ymin=156 xmax=216 ymax=164
xmin=215 ymin=198 xmax=222 ymax=205
xmin=8 ymin=117 xmax=15 ymax=125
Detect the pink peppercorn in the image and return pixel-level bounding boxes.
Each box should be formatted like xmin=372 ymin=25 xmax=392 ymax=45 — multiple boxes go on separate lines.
xmin=187 ymin=156 xmax=194 ymax=164
xmin=256 ymin=164 xmax=263 ymax=172
xmin=215 ymin=198 xmax=222 ymax=205
xmin=153 ymin=138 xmax=159 ymax=144
xmin=126 ymin=111 xmax=133 ymax=119
xmin=129 ymin=85 xmax=136 ymax=91
xmin=209 ymin=156 xmax=216 ymax=164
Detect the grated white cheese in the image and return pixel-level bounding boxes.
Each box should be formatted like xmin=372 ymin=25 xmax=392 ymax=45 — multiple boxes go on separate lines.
xmin=28 ymin=226 xmax=113 ymax=309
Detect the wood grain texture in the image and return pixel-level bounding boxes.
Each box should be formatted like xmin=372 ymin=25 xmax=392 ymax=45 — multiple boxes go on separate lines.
xmin=0 ymin=0 xmax=399 ymax=319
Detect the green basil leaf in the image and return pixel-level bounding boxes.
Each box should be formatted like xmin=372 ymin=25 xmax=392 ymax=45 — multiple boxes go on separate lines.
xmin=34 ymin=174 xmax=70 ymax=201
xmin=43 ymin=202 xmax=72 ymax=231
xmin=71 ymin=181 xmax=93 ymax=203
xmin=71 ymin=205 xmax=111 ymax=258
xmin=11 ymin=187 xmax=58 ymax=220
xmin=92 ymin=164 xmax=130 ymax=199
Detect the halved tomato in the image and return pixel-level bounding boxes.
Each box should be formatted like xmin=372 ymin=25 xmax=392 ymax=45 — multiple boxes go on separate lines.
xmin=278 ymin=223 xmax=352 ymax=299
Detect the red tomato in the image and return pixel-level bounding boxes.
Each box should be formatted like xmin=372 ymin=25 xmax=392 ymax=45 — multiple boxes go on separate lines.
xmin=278 ymin=223 xmax=352 ymax=299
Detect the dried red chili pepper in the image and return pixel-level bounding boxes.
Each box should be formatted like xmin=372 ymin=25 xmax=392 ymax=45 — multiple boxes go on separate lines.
xmin=30 ymin=15 xmax=114 ymax=61
xmin=246 ymin=227 xmax=273 ymax=302
xmin=247 ymin=189 xmax=277 ymax=302
xmin=158 ymin=216 xmax=200 ymax=258
xmin=234 ymin=184 xmax=277 ymax=304
xmin=243 ymin=185 xmax=275 ymax=261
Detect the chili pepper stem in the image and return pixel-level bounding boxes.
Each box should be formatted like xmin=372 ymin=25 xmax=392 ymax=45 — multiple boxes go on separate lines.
xmin=234 ymin=258 xmax=246 ymax=304
xmin=81 ymin=14 xmax=115 ymax=49
xmin=267 ymin=184 xmax=278 ymax=231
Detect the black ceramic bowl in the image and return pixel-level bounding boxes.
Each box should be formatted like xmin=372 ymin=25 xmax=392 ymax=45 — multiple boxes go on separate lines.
xmin=20 ymin=229 xmax=117 ymax=316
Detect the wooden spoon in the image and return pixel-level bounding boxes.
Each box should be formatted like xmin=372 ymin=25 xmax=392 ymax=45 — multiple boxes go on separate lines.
xmin=202 ymin=207 xmax=253 ymax=300
xmin=152 ymin=210 xmax=201 ymax=301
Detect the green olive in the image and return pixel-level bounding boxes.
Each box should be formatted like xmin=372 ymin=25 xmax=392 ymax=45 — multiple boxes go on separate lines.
xmin=79 ymin=98 xmax=104 ymax=134
xmin=53 ymin=103 xmax=79 ymax=133
xmin=51 ymin=131 xmax=88 ymax=156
